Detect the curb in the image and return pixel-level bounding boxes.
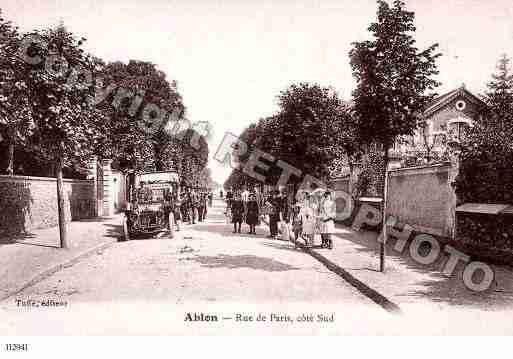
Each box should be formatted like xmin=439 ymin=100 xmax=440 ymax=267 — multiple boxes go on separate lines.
xmin=301 ymin=244 xmax=402 ymax=314
xmin=259 ymin=216 xmax=401 ymax=314
xmin=0 ymin=239 xmax=116 ymax=302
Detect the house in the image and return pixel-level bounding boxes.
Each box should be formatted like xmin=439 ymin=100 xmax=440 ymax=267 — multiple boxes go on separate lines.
xmin=394 ymin=84 xmax=487 ymax=159
xmin=330 ymin=85 xmax=488 ymax=195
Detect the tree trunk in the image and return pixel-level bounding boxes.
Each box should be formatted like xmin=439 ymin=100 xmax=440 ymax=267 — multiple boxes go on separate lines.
xmin=380 ymin=142 xmax=389 ymax=273
xmin=55 ymin=155 xmax=68 ymax=249
xmin=7 ymin=140 xmax=14 ymax=176
xmin=382 ymin=143 xmax=389 ymax=197
xmin=5 ymin=127 xmax=15 ymax=176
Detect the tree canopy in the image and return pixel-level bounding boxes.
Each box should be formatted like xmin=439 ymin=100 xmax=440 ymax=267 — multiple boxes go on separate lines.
xmin=95 ymin=59 xmax=210 ymax=182
xmin=349 ymin=0 xmax=441 ymax=198
xmin=0 ymin=10 xmax=34 ymax=175
xmin=454 ymin=54 xmax=513 ymax=205
xmin=349 ymin=0 xmax=441 ymax=150
xmin=24 ymin=24 xmax=106 ymax=170
xmin=483 ymin=54 xmax=513 ymax=134
xmin=224 ymin=82 xmax=357 ymax=190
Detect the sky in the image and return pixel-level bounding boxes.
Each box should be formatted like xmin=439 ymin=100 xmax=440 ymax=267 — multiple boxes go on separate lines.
xmin=3 ymin=0 xmax=513 ymax=184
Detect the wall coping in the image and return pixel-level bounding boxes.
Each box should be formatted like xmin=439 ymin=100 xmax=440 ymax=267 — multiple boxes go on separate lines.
xmin=388 ymin=162 xmax=451 ymax=177
xmin=330 ymin=175 xmax=350 ymax=181
xmin=0 ymin=175 xmax=94 ymax=184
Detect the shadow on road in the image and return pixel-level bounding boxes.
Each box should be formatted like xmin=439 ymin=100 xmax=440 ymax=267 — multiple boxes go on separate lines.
xmin=260 ymin=241 xmax=304 ymax=253
xmin=190 ymin=222 xmax=270 ymax=241
xmin=334 ymin=225 xmax=513 ymax=309
xmin=189 ymin=253 xmax=300 ymax=272
xmin=103 ymin=223 xmax=123 ymax=240
xmin=0 ymin=232 xmax=37 ymax=246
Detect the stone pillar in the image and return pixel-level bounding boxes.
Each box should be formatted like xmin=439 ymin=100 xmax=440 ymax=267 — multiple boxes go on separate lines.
xmin=447 ymin=149 xmax=461 ymax=239
xmin=87 ymin=156 xmax=99 ymax=217
xmin=101 ymin=159 xmax=114 ymax=217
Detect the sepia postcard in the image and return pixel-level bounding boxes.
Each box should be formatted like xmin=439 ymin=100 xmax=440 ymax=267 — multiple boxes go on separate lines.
xmin=1 ymin=0 xmax=513 ymax=346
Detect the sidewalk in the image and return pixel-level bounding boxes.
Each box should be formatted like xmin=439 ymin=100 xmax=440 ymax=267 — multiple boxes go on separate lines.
xmin=0 ymin=215 xmax=122 ymax=301
xmin=304 ymin=223 xmax=513 ymax=312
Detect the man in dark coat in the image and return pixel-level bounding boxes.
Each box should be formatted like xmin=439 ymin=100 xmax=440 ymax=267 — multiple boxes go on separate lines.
xmin=198 ymin=192 xmax=208 ymax=222
xmin=279 ymin=189 xmax=290 ymax=224
xmin=268 ymin=190 xmax=282 ymax=239
xmin=245 ymin=193 xmax=260 ymax=234
xmin=180 ymin=192 xmax=190 ymax=224
xmin=226 ymin=188 xmax=234 ymax=207
xmin=230 ymin=192 xmax=244 ymax=234
xmin=207 ymin=192 xmax=213 ymax=207
xmin=189 ymin=189 xmax=199 ymax=224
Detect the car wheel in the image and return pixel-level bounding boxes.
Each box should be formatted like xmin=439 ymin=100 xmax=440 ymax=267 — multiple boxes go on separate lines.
xmin=168 ymin=212 xmax=175 ymax=239
xmin=123 ymin=217 xmax=131 ymax=241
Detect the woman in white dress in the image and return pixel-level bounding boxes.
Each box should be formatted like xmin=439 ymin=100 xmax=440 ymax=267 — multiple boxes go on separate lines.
xmin=309 ymin=194 xmax=321 ymax=243
xmin=319 ymin=191 xmax=336 ymax=249
xmin=299 ymin=193 xmax=315 ymax=247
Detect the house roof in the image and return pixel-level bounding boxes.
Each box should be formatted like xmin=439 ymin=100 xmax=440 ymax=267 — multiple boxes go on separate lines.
xmin=423 ymin=85 xmax=486 ymax=118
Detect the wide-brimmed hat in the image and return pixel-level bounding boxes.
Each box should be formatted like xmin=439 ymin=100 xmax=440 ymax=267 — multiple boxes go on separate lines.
xmin=311 ymin=187 xmax=327 ymax=197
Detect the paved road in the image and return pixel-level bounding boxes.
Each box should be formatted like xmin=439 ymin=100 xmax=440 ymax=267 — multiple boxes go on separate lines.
xmin=0 ymin=199 xmax=388 ymax=335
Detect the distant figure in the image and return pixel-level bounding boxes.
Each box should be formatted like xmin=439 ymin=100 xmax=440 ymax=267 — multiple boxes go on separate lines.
xmin=231 ymin=193 xmax=244 ymax=234
xmin=291 ymin=203 xmax=302 ymax=247
xmin=254 ymin=187 xmax=263 ymax=211
xmin=173 ymin=194 xmax=182 ymax=231
xmin=226 ymin=189 xmax=234 ymax=206
xmin=245 ymin=193 xmax=260 ymax=235
xmin=180 ymin=192 xmax=190 ymax=224
xmin=241 ymin=187 xmax=250 ymax=203
xmin=300 ymin=193 xmax=315 ymax=247
xmin=190 ymin=189 xmax=199 ymax=224
xmin=265 ymin=191 xmax=281 ymax=239
xmin=279 ymin=189 xmax=290 ymax=224
xmin=208 ymin=192 xmax=213 ymax=207
xmin=200 ymin=192 xmax=208 ymax=221
xmin=220 ymin=190 xmax=224 ymax=199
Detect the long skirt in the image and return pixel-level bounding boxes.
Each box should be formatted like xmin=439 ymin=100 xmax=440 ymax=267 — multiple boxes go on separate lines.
xmin=319 ymin=219 xmax=335 ymax=234
xmin=269 ymin=214 xmax=279 ymax=235
xmin=174 ymin=208 xmax=182 ymax=221
xmin=181 ymin=206 xmax=190 ymax=222
xmin=246 ymin=210 xmax=259 ymax=225
xmin=302 ymin=218 xmax=315 ymax=235
xmin=232 ymin=214 xmax=243 ymax=223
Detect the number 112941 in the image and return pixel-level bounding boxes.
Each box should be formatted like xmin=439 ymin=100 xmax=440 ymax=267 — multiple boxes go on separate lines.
xmin=5 ymin=344 xmax=29 ymax=352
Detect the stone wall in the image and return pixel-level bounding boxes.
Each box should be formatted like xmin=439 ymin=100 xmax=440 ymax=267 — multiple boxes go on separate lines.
xmin=330 ymin=176 xmax=350 ymax=193
xmin=0 ymin=175 xmax=95 ymax=236
xmin=385 ymin=163 xmax=456 ymax=238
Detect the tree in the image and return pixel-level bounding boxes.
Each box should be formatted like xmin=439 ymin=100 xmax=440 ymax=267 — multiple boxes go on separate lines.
xmin=224 ymin=84 xmax=358 ymax=194
xmin=96 ymin=60 xmax=186 ymax=172
xmin=0 ymin=10 xmax=33 ymax=175
xmin=329 ymin=102 xmax=361 ymax=179
xmin=195 ymin=167 xmax=215 ymax=190
xmin=453 ymin=54 xmax=513 ymax=205
xmin=167 ymin=127 xmax=209 ymax=186
xmin=273 ymin=83 xmax=346 ymax=184
xmin=25 ymin=25 xmax=106 ymax=248
xmin=349 ymin=0 xmax=441 ymax=193
xmin=483 ymin=54 xmax=513 ymax=134
xmin=349 ymin=0 xmax=441 ymax=272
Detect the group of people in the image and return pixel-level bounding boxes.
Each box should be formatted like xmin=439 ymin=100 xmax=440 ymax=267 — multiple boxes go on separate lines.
xmin=291 ymin=190 xmax=336 ymax=250
xmin=225 ymin=187 xmax=265 ymax=235
xmin=224 ymin=186 xmax=336 ymax=250
xmin=171 ymin=189 xmax=213 ymax=231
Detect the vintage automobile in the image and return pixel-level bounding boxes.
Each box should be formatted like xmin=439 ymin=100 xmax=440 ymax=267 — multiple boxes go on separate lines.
xmin=122 ymin=171 xmax=180 ymax=241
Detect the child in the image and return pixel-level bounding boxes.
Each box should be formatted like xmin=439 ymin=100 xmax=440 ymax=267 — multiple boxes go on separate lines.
xmin=291 ymin=203 xmax=302 ymax=248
